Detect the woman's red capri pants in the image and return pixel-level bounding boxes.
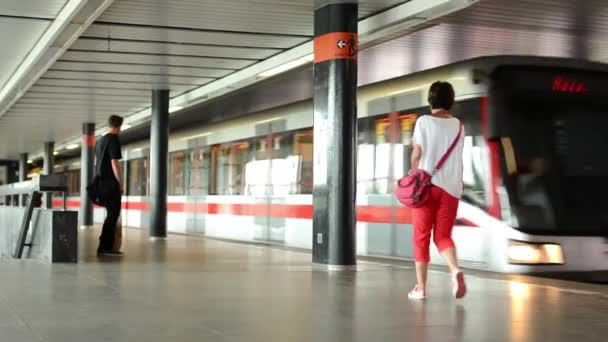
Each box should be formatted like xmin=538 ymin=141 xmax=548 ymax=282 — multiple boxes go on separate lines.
xmin=412 ymin=185 xmax=459 ymax=263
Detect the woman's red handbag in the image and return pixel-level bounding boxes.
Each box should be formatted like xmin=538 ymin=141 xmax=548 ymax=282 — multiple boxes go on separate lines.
xmin=395 ymin=124 xmax=463 ymax=208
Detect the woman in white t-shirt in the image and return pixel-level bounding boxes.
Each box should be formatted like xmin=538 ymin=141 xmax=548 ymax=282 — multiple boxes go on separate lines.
xmin=408 ymin=81 xmax=466 ymax=300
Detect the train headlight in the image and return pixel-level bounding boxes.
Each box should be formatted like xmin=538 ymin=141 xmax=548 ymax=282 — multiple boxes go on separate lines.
xmin=508 ymin=240 xmax=565 ymax=265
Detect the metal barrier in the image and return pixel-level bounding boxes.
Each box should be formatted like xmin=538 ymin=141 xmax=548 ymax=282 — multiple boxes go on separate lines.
xmin=0 ymin=175 xmax=69 ymax=259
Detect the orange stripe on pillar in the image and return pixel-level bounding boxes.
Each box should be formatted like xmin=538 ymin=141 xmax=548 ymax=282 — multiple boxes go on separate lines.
xmin=313 ymin=32 xmax=358 ymax=64
xmin=83 ymin=134 xmax=96 ymax=147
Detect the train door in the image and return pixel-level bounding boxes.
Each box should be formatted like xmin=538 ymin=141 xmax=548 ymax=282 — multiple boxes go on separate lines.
xmin=210 ymin=140 xmax=253 ymax=240
xmin=363 ymin=111 xmax=417 ymax=259
xmin=267 ymin=131 xmax=291 ymax=244
xmin=248 ymin=133 xmax=275 ymax=242
xmin=268 ymin=129 xmax=310 ymax=245
xmin=250 ymin=120 xmax=301 ymax=244
xmin=185 ymin=142 xmax=210 ymax=235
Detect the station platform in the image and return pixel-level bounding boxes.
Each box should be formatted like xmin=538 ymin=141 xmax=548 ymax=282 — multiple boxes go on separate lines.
xmin=1 ymin=228 xmax=607 ymax=342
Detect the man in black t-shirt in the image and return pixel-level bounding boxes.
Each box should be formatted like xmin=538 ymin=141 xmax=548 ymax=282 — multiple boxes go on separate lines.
xmin=95 ymin=115 xmax=124 ymax=256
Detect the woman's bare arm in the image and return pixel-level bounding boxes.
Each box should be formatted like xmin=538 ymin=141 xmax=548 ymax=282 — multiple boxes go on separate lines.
xmin=411 ymin=144 xmax=422 ymax=172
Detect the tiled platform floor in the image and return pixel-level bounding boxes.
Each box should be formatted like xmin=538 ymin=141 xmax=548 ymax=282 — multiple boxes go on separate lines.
xmin=0 ymin=227 xmax=607 ymax=342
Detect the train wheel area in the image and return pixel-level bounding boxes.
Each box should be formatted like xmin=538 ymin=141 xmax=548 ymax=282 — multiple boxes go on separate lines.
xmin=0 ymin=226 xmax=606 ymax=342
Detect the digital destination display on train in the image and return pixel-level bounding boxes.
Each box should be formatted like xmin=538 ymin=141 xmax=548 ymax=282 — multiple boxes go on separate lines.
xmin=492 ymin=66 xmax=608 ymax=98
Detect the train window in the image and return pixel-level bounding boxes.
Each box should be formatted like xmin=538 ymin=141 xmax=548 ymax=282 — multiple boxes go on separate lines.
xmin=293 ymin=129 xmax=313 ymax=194
xmin=357 ymin=99 xmax=487 ymax=203
xmin=245 ymin=136 xmax=272 ymax=196
xmin=456 ymin=100 xmax=488 ymax=208
xmin=245 ymin=129 xmax=312 ymax=196
xmin=269 ymin=132 xmax=299 ymax=196
xmin=187 ymin=147 xmax=210 ymax=196
xmin=373 ymin=113 xmax=417 ymax=194
xmin=70 ymin=170 xmax=80 ymax=196
xmin=54 ymin=170 xmax=80 ymax=197
xmin=358 ymin=117 xmax=375 ymax=194
xmin=462 ymin=135 xmax=490 ymax=207
xmin=212 ymin=141 xmax=250 ymax=195
xmin=357 ymin=112 xmax=419 ymax=195
xmin=500 ymin=97 xmax=608 ymax=234
xmin=169 ymin=151 xmax=187 ymax=196
xmin=127 ymin=158 xmax=147 ymax=196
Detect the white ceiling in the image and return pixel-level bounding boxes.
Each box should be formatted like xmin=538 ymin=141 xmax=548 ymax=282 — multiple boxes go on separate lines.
xmin=0 ymin=0 xmax=69 ymax=18
xmin=0 ymin=18 xmax=50 ymax=90
xmin=97 ymin=0 xmax=406 ymax=35
xmin=0 ymin=0 xmax=68 ymax=158
xmin=0 ymin=0 xmax=412 ymax=158
xmin=2 ymin=0 xmax=608 ymax=160
xmin=0 ymin=0 xmax=70 ymax=99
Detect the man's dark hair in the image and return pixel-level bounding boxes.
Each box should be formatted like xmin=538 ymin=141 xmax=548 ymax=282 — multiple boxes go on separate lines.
xmin=428 ymin=81 xmax=455 ymax=110
xmin=108 ymin=115 xmax=124 ymax=129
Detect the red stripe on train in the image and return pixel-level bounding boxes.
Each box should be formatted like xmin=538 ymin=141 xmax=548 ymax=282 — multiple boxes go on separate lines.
xmin=52 ymin=199 xmax=478 ymax=227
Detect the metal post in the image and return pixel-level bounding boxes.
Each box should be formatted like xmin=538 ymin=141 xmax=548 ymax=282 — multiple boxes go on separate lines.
xmin=19 ymin=153 xmax=27 ymax=206
xmin=80 ymin=123 xmax=95 ymax=228
xmin=43 ymin=142 xmax=54 ymax=209
xmin=150 ymin=89 xmax=170 ymax=239
xmin=6 ymin=161 xmax=18 ymax=206
xmin=312 ymin=1 xmax=358 ymax=270
xmin=18 ymin=157 xmax=26 ymax=178
xmin=14 ymin=191 xmax=38 ymax=258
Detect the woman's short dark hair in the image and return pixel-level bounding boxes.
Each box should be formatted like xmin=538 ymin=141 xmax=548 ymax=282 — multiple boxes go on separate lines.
xmin=108 ymin=115 xmax=124 ymax=128
xmin=428 ymin=81 xmax=455 ymax=110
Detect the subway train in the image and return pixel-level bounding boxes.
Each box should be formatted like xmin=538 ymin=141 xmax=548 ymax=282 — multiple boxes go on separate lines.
xmin=53 ymin=56 xmax=608 ymax=275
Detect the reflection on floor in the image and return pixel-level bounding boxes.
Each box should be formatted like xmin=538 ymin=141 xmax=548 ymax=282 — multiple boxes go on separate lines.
xmin=0 ymin=227 xmax=607 ymax=342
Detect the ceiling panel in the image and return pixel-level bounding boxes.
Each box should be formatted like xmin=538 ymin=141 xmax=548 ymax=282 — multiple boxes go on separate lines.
xmin=8 ymin=0 xmax=608 ymax=160
xmin=357 ymin=0 xmax=608 ymax=85
xmin=71 ymin=38 xmax=279 ymax=60
xmin=7 ymin=109 xmax=147 ymax=119
xmin=359 ymin=1 xmax=409 ymax=17
xmin=23 ymin=93 xmax=149 ymax=102
xmin=0 ymin=1 xmax=410 ymax=159
xmin=97 ymin=0 xmax=409 ymax=36
xmin=51 ymin=61 xmax=234 ymax=78
xmin=12 ymin=105 xmax=143 ymax=113
xmin=84 ymin=23 xmax=310 ymax=49
xmin=24 ymin=90 xmax=148 ymax=99
xmin=59 ymin=51 xmax=255 ymax=69
xmin=43 ymin=70 xmax=214 ymax=86
xmin=442 ymin=0 xmax=608 ymax=34
xmin=36 ymin=78 xmax=202 ymax=91
xmin=97 ymin=0 xmax=313 ymax=35
xmin=0 ymin=0 xmax=69 ymax=19
xmin=0 ymin=18 xmax=50 ymax=90
xmin=28 ymin=85 xmax=154 ymax=97
xmin=19 ymin=97 xmax=145 ymax=106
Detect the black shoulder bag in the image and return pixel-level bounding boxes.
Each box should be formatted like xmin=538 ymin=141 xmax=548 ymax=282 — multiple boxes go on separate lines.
xmin=86 ymin=137 xmax=115 ymax=207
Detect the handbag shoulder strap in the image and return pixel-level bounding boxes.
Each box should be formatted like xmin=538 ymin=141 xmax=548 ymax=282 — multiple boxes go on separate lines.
xmin=95 ymin=135 xmax=110 ymax=176
xmin=432 ymin=122 xmax=463 ymax=174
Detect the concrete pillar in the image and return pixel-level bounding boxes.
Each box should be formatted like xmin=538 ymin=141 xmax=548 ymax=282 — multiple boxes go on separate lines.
xmin=80 ymin=123 xmax=95 ymax=228
xmin=312 ymin=1 xmax=358 ymax=270
xmin=149 ymin=89 xmax=170 ymax=239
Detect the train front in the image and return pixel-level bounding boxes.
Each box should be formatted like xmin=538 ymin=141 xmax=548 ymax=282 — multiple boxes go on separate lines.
xmin=486 ymin=63 xmax=608 ymax=276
